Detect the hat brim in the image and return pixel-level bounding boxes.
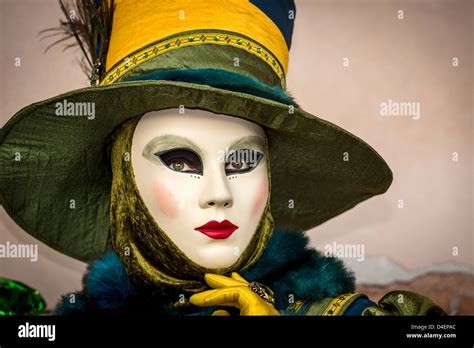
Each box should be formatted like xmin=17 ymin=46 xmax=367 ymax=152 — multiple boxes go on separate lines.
xmin=0 ymin=80 xmax=392 ymax=262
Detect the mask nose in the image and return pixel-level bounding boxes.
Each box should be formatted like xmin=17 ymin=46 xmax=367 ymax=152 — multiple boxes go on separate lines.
xmin=199 ymin=162 xmax=233 ymax=209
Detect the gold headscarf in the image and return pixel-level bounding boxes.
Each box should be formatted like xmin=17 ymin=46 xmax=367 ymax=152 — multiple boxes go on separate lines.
xmin=109 ymin=116 xmax=274 ymax=296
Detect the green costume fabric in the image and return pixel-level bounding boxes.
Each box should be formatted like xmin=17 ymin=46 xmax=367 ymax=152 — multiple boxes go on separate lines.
xmin=109 ymin=116 xmax=274 ymax=294
xmin=362 ymin=291 xmax=446 ymax=316
xmin=293 ymin=291 xmax=446 ymax=316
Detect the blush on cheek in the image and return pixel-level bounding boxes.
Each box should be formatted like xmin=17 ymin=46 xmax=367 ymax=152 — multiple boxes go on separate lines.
xmin=154 ymin=183 xmax=178 ymax=219
xmin=251 ymin=179 xmax=269 ymax=216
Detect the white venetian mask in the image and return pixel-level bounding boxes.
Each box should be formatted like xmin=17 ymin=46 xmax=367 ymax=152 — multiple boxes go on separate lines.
xmin=131 ymin=108 xmax=269 ymax=269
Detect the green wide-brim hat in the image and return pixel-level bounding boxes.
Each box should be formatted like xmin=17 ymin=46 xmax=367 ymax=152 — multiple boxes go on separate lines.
xmin=0 ymin=0 xmax=392 ymax=262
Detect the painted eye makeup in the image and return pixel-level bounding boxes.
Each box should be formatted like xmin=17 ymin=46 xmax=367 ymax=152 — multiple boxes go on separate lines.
xmin=154 ymin=148 xmax=203 ymax=175
xmin=225 ymin=149 xmax=264 ymax=175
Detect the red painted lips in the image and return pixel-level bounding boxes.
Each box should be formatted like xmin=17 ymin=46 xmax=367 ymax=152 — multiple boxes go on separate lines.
xmin=194 ymin=219 xmax=239 ymax=239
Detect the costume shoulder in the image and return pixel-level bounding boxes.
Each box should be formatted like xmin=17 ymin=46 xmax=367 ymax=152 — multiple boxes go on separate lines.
xmin=362 ymin=290 xmax=446 ymax=316
xmin=286 ymin=291 xmax=446 ymax=316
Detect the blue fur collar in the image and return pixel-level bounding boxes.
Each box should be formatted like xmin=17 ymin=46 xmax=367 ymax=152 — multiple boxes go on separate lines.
xmin=55 ymin=229 xmax=355 ymax=315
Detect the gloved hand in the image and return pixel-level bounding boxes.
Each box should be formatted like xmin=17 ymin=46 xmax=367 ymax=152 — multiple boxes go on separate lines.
xmin=190 ymin=272 xmax=280 ymax=316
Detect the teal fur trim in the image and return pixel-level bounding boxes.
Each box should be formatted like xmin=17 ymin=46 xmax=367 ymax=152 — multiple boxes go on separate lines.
xmin=126 ymin=68 xmax=299 ymax=107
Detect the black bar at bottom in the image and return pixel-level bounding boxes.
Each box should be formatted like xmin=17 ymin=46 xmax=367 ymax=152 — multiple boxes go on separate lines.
xmin=0 ymin=315 xmax=472 ymax=346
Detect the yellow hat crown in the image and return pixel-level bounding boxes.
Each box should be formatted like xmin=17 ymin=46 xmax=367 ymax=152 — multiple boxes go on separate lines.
xmin=101 ymin=0 xmax=289 ymax=87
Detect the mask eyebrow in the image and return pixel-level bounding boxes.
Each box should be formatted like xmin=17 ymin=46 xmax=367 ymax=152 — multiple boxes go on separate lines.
xmin=228 ymin=135 xmax=265 ymax=152
xmin=142 ymin=135 xmax=203 ymax=159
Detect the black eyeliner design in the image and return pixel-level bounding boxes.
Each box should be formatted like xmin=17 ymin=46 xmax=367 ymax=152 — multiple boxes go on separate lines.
xmin=154 ymin=147 xmax=203 ymax=175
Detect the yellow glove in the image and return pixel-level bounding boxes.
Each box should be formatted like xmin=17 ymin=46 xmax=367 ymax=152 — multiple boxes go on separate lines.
xmin=190 ymin=272 xmax=280 ymax=316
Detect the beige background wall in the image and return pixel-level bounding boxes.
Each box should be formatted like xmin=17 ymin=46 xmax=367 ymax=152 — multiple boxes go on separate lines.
xmin=0 ymin=0 xmax=472 ymax=310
